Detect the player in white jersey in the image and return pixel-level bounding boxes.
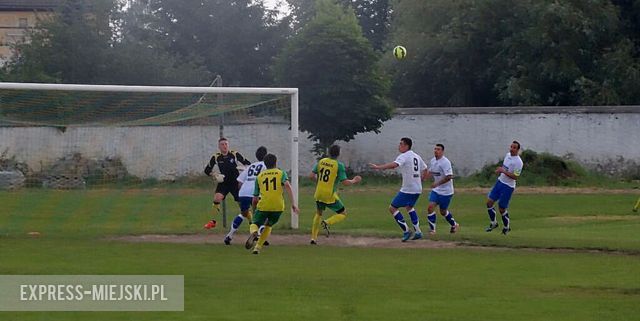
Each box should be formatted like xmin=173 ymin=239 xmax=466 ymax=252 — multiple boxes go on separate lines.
xmin=425 ymin=144 xmax=459 ymax=235
xmin=485 ymin=141 xmax=524 ymax=235
xmin=369 ymin=137 xmax=428 ymax=242
xmin=224 ymin=146 xmax=267 ymax=245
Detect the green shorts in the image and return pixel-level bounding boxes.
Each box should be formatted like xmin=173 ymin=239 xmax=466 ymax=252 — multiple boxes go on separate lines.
xmin=316 ymin=199 xmax=345 ymax=213
xmin=252 ymin=210 xmax=282 ymax=226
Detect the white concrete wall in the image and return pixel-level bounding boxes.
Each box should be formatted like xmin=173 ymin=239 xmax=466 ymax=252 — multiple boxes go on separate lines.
xmin=341 ymin=110 xmax=640 ymax=176
xmin=1 ymin=108 xmax=638 ymax=178
xmin=0 ymin=124 xmax=314 ymax=180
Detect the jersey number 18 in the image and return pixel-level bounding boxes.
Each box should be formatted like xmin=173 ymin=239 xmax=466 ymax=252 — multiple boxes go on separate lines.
xmin=318 ymin=168 xmax=331 ymax=182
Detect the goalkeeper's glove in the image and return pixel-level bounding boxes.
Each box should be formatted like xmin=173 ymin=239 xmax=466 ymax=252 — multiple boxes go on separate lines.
xmin=213 ymin=173 xmax=225 ymax=183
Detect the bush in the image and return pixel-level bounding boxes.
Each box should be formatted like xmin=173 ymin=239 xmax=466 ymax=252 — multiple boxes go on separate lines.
xmin=469 ymin=149 xmax=589 ymax=187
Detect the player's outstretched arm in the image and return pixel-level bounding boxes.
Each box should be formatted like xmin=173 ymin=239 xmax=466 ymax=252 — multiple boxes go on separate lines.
xmin=235 ymin=151 xmax=251 ymax=166
xmin=369 ymin=162 xmax=398 ymax=170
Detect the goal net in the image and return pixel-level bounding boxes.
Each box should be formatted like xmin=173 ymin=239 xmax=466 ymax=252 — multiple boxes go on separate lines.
xmin=0 ymin=82 xmax=300 ymax=229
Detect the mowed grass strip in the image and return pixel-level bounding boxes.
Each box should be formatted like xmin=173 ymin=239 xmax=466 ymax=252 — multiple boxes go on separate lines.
xmin=1 ymin=187 xmax=639 ymax=251
xmin=0 ymin=238 xmax=638 ymax=321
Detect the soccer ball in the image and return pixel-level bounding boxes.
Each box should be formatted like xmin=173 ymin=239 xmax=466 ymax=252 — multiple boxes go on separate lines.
xmin=393 ymin=45 xmax=407 ymax=60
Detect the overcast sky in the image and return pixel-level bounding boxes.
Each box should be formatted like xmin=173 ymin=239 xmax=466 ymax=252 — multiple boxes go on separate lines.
xmin=263 ymin=0 xmax=287 ymax=12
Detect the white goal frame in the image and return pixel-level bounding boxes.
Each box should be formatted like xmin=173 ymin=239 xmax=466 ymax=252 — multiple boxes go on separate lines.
xmin=0 ymin=82 xmax=300 ymax=229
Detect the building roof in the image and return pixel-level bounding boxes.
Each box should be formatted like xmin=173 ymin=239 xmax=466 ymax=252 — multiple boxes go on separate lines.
xmin=0 ymin=0 xmax=60 ymax=11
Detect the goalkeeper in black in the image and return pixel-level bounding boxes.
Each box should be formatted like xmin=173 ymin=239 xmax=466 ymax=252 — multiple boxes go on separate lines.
xmin=203 ymin=137 xmax=251 ymax=229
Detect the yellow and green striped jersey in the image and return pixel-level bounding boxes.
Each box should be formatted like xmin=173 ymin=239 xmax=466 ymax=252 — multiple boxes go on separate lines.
xmin=312 ymin=157 xmax=347 ymax=203
xmin=254 ymin=168 xmax=289 ymax=212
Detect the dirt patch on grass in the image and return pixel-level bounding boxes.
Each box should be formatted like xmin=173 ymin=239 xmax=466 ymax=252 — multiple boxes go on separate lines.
xmin=108 ymin=233 xmax=639 ymax=256
xmin=110 ymin=233 xmax=460 ymax=249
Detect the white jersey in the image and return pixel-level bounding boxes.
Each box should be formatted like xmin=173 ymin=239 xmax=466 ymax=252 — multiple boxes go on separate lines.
xmin=394 ymin=150 xmax=427 ymax=194
xmin=429 ymin=156 xmax=454 ymax=196
xmin=237 ymin=161 xmax=266 ymax=197
xmin=498 ymin=153 xmax=523 ymax=188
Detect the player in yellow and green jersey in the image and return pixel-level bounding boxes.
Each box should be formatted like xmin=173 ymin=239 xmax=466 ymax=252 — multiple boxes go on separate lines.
xmin=244 ymin=153 xmax=298 ymax=254
xmin=310 ymin=145 xmax=361 ymax=245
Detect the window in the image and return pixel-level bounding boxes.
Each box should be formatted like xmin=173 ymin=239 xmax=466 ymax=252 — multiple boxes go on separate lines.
xmin=18 ymin=18 xmax=28 ymax=28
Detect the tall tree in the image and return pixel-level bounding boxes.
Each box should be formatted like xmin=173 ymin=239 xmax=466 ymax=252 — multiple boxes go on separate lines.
xmin=287 ymin=0 xmax=391 ymax=51
xmin=494 ymin=0 xmax=629 ymax=106
xmin=0 ymin=0 xmax=209 ymax=85
xmin=386 ymin=0 xmax=523 ymax=107
xmin=275 ymin=0 xmax=391 ymax=153
xmin=133 ymin=0 xmax=291 ymax=86
xmin=386 ymin=0 xmax=640 ymax=107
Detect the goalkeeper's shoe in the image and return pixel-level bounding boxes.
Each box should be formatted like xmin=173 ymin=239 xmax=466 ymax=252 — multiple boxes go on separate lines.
xmin=310 ymin=240 xmax=317 ymax=245
xmin=245 ymin=232 xmax=259 ymax=250
xmin=321 ymin=220 xmax=330 ymax=238
xmin=401 ymin=231 xmax=412 ymax=242
xmin=263 ymin=240 xmax=270 ymax=246
xmin=450 ymin=223 xmax=460 ymax=234
xmin=252 ymin=249 xmax=260 ymax=255
xmin=203 ymin=219 xmax=217 ymax=229
xmin=485 ymin=222 xmax=499 ymax=232
xmin=501 ymin=227 xmax=511 ymax=235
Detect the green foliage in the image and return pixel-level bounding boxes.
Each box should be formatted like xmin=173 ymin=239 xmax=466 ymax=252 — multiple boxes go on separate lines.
xmin=386 ymin=0 xmax=640 ymax=106
xmin=465 ymin=149 xmax=637 ymax=187
xmin=386 ymin=0 xmax=509 ymax=106
xmin=494 ymin=0 xmax=635 ymax=106
xmin=518 ymin=150 xmax=586 ymax=185
xmin=0 ymin=0 xmax=209 ymax=86
xmin=275 ymin=0 xmax=392 ymax=153
xmin=133 ymin=0 xmax=290 ymax=86
xmin=287 ymin=0 xmax=391 ymax=51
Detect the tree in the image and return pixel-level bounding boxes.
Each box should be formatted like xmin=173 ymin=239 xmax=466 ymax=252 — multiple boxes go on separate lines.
xmin=385 ymin=0 xmax=524 ymax=107
xmin=287 ymin=0 xmax=391 ymax=51
xmin=386 ymin=0 xmax=640 ymax=107
xmin=0 ymin=0 xmax=209 ymax=86
xmin=493 ymin=0 xmax=629 ymax=106
xmin=275 ymin=0 xmax=392 ymax=154
xmin=132 ymin=0 xmax=291 ymax=86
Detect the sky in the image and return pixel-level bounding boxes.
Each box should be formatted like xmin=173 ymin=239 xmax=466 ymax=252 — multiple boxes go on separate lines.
xmin=262 ymin=0 xmax=288 ymax=12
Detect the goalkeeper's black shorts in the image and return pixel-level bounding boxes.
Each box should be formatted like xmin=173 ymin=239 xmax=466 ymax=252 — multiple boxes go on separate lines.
xmin=215 ymin=182 xmax=240 ymax=202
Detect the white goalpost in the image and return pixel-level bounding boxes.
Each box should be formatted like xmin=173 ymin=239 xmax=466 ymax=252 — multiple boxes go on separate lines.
xmin=0 ymin=82 xmax=300 ymax=229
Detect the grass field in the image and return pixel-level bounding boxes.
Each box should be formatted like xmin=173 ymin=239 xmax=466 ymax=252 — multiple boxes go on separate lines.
xmin=1 ymin=186 xmax=639 ymax=320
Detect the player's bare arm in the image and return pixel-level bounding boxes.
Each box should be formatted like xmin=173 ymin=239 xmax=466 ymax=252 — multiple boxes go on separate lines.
xmin=496 ymin=167 xmax=519 ymax=180
xmin=284 ymin=181 xmax=299 ymax=214
xmin=369 ymin=162 xmax=399 ymax=170
xmin=431 ymin=174 xmax=453 ymax=188
xmin=342 ymin=175 xmax=362 ymax=186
